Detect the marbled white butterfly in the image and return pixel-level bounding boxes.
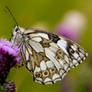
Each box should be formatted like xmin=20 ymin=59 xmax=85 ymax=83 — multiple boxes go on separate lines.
xmin=6 ymin=6 xmax=88 ymax=85
xmin=11 ymin=26 xmax=88 ymax=84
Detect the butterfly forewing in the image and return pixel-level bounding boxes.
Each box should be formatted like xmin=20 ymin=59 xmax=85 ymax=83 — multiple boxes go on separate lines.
xmin=57 ymin=36 xmax=88 ymax=68
xmin=12 ymin=27 xmax=88 ymax=84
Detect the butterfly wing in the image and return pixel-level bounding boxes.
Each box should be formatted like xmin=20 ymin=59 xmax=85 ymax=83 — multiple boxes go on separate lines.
xmin=57 ymin=36 xmax=88 ymax=68
xmin=21 ymin=29 xmax=88 ymax=84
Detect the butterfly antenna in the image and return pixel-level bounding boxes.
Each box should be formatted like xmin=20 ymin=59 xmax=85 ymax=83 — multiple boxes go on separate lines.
xmin=5 ymin=6 xmax=18 ymax=27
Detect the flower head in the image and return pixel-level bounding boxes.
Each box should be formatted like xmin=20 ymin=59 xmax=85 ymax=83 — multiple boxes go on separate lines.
xmin=0 ymin=39 xmax=21 ymax=85
xmin=56 ymin=11 xmax=86 ymax=41
xmin=0 ymin=81 xmax=16 ymax=92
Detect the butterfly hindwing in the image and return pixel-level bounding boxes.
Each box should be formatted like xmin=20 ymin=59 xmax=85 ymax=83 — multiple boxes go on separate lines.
xmin=18 ymin=28 xmax=88 ymax=84
xmin=20 ymin=30 xmax=72 ymax=84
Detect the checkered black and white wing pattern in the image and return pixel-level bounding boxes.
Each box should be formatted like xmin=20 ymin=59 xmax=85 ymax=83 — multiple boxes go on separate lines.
xmin=20 ymin=29 xmax=88 ymax=85
xmin=57 ymin=37 xmax=88 ymax=68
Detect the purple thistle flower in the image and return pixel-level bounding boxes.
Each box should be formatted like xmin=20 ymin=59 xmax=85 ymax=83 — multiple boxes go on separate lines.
xmin=0 ymin=81 xmax=16 ymax=92
xmin=56 ymin=11 xmax=86 ymax=42
xmin=0 ymin=39 xmax=21 ymax=85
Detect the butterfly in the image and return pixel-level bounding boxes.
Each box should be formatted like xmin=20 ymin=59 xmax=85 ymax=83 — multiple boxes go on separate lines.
xmin=11 ymin=26 xmax=88 ymax=85
xmin=5 ymin=6 xmax=88 ymax=85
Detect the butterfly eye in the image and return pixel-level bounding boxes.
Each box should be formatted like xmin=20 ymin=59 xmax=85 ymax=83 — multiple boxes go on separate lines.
xmin=15 ymin=27 xmax=19 ymax=32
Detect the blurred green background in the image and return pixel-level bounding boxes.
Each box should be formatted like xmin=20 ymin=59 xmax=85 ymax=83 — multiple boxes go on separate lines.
xmin=0 ymin=0 xmax=92 ymax=92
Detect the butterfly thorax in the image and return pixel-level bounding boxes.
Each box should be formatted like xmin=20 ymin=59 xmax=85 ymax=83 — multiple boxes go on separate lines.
xmin=11 ymin=26 xmax=30 ymax=47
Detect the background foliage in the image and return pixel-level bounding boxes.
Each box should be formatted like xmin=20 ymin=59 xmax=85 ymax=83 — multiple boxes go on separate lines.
xmin=0 ymin=0 xmax=92 ymax=92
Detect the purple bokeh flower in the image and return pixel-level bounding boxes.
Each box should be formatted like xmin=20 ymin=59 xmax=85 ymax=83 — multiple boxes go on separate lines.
xmin=56 ymin=11 xmax=86 ymax=42
xmin=0 ymin=39 xmax=21 ymax=85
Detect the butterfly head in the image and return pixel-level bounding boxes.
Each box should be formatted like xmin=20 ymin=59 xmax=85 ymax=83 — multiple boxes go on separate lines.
xmin=11 ymin=26 xmax=25 ymax=46
xmin=13 ymin=26 xmax=24 ymax=34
